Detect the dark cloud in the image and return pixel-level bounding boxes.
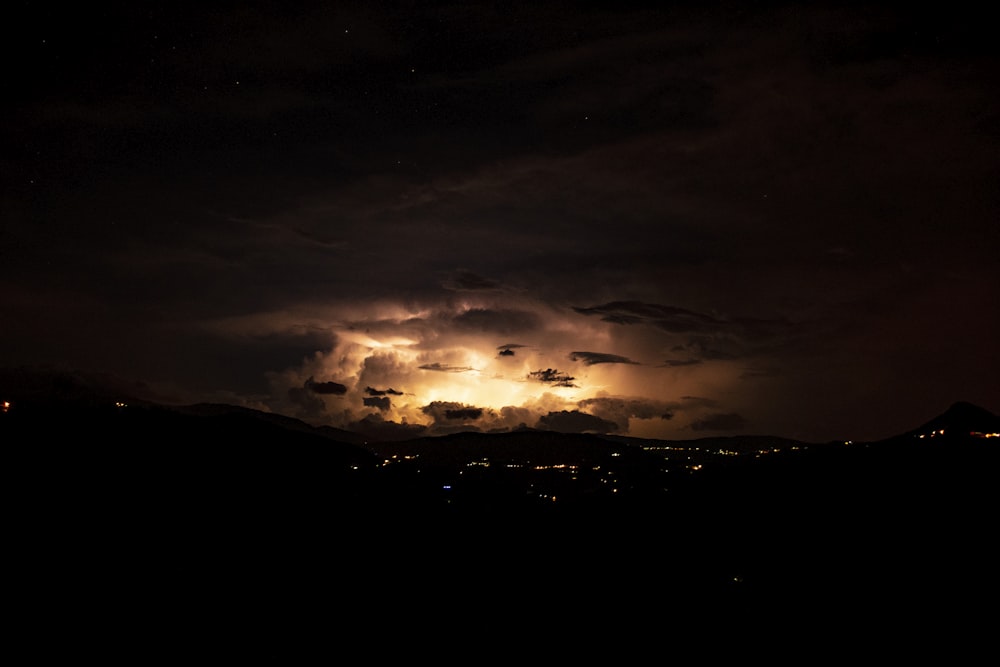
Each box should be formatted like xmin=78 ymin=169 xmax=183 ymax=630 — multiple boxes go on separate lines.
xmin=527 ymin=368 xmax=577 ymax=387
xmin=422 ymin=401 xmax=485 ymax=422
xmin=673 ymin=338 xmax=741 ymax=361
xmin=680 ymin=396 xmax=719 ymax=408
xmin=432 ymin=424 xmax=485 ymax=436
xmin=365 ymin=386 xmax=404 ymax=396
xmin=442 ymin=270 xmax=503 ymax=292
xmin=347 ymin=414 xmax=428 ymax=442
xmin=450 ymin=308 xmax=540 ymax=335
xmin=697 ymin=348 xmax=740 ymax=361
xmin=363 ymin=396 xmax=391 ymax=411
xmin=569 ymin=351 xmax=639 ymax=366
xmin=4 ymin=3 xmax=997 ymax=445
xmin=536 ymin=410 xmax=619 ymax=434
xmin=740 ymin=367 xmax=781 ymax=380
xmin=446 ymin=407 xmax=483 ymax=420
xmin=288 ymin=376 xmax=347 ymax=419
xmin=662 ymin=359 xmax=702 ymax=367
xmin=690 ymin=412 xmax=748 ymax=432
xmin=286 ymin=384 xmax=327 ymax=419
xmin=305 ymin=377 xmax=347 ymax=395
xmin=577 ymin=396 xmax=676 ymax=421
xmin=0 ymin=365 xmax=169 ymax=405
xmin=344 ymin=316 xmax=428 ymax=335
xmin=574 ymin=301 xmax=722 ymax=333
xmin=419 ymin=363 xmax=475 ymax=373
xmin=575 ymin=303 xmax=791 ymax=356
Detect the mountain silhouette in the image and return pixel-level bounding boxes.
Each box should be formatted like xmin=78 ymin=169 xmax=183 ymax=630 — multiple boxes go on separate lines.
xmin=172 ymin=401 xmax=371 ymax=445
xmin=904 ymin=400 xmax=1000 ymax=439
xmin=4 ymin=363 xmax=999 ymax=655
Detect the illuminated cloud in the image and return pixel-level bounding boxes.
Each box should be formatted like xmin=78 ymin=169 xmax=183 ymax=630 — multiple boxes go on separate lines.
xmin=357 ymin=354 xmax=416 ymax=393
xmin=450 ymin=308 xmax=541 ymax=335
xmin=248 ymin=293 xmax=753 ymax=441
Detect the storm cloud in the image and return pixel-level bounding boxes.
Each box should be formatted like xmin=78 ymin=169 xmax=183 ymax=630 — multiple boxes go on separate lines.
xmin=527 ymin=368 xmax=577 ymax=388
xmin=578 ymin=396 xmax=677 ymax=421
xmin=363 ymin=396 xmax=391 ymax=411
xmin=11 ymin=3 xmax=996 ymax=446
xmin=419 ymin=363 xmax=476 ymax=373
xmin=286 ymin=378 xmax=337 ymax=419
xmin=577 ymin=395 xmax=677 ymax=431
xmin=442 ymin=270 xmax=503 ymax=292
xmin=305 ymin=378 xmax=348 ymax=395
xmin=662 ymin=359 xmax=702 ymax=367
xmin=365 ymin=386 xmax=404 ymax=396
xmin=422 ymin=401 xmax=485 ymax=422
xmin=574 ymin=301 xmax=722 ymax=334
xmin=450 ymin=308 xmax=541 ymax=335
xmin=536 ymin=410 xmax=619 ymax=434
xmin=347 ymin=413 xmax=428 ymax=442
xmin=575 ymin=302 xmax=792 ymax=357
xmin=569 ymin=351 xmax=639 ymax=366
xmin=690 ymin=412 xmax=748 ymax=432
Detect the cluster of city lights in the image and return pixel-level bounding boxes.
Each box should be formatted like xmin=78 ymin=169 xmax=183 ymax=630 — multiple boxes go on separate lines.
xmin=917 ymin=428 xmax=999 ymax=439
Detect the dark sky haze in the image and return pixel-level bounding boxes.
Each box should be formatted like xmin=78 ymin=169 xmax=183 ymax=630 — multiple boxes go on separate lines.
xmin=2 ymin=1 xmax=998 ymax=443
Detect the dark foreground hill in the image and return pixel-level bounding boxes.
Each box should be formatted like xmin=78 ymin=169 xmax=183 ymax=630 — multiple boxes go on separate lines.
xmin=3 ymin=384 xmax=998 ymax=657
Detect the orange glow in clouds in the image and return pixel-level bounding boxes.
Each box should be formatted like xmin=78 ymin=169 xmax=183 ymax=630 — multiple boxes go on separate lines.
xmin=261 ymin=300 xmax=748 ymax=439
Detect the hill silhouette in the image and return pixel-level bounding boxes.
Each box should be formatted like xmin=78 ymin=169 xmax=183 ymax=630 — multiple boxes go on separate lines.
xmin=675 ymin=400 xmax=1000 ymax=611
xmin=3 ymin=366 xmax=998 ymax=655
xmin=902 ymin=400 xmax=1000 ymax=439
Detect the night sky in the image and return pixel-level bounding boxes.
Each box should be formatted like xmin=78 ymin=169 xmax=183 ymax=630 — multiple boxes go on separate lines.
xmin=3 ymin=1 xmax=998 ymax=443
